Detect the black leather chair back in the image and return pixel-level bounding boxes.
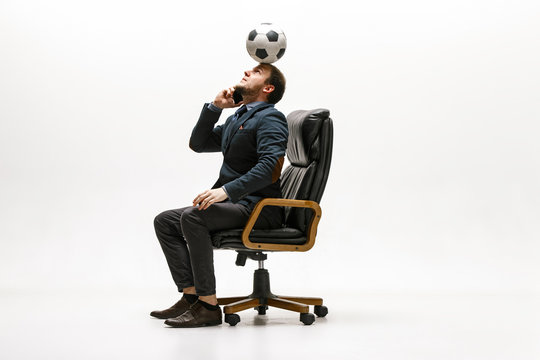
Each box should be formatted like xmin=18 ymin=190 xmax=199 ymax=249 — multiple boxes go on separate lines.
xmin=280 ymin=109 xmax=333 ymax=232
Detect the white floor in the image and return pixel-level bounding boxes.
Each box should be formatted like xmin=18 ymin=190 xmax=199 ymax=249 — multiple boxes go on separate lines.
xmin=0 ymin=289 xmax=538 ymax=360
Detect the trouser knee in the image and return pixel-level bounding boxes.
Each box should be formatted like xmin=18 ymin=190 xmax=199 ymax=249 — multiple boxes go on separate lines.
xmin=154 ymin=210 xmax=168 ymax=232
xmin=154 ymin=209 xmax=183 ymax=241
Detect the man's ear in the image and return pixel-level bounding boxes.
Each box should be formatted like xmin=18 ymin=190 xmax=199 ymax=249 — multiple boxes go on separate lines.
xmin=262 ymin=85 xmax=275 ymax=94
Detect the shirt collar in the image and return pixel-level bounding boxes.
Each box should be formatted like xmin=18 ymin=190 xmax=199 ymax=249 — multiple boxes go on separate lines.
xmin=245 ymin=101 xmax=267 ymax=111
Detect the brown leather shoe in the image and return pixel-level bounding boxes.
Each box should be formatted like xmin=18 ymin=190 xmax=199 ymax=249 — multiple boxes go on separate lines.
xmin=164 ymin=301 xmax=222 ymax=328
xmin=150 ymin=297 xmax=192 ymax=319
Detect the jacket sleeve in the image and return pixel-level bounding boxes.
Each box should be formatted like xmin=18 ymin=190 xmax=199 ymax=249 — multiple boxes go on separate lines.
xmin=189 ymin=103 xmax=226 ymax=153
xmin=223 ymin=111 xmax=288 ymax=202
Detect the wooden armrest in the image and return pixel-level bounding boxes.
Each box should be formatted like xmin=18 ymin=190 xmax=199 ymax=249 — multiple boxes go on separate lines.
xmin=241 ymin=198 xmax=322 ymax=252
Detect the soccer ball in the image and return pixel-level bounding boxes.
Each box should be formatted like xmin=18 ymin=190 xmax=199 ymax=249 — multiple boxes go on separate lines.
xmin=246 ymin=23 xmax=287 ymax=64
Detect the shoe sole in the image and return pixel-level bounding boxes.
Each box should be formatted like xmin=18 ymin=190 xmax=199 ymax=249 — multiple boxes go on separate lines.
xmin=164 ymin=320 xmax=222 ymax=328
xmin=150 ymin=314 xmax=170 ymax=320
xmin=150 ymin=312 xmax=188 ymax=319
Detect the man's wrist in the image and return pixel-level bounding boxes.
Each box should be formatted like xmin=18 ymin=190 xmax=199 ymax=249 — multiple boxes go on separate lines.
xmin=221 ymin=186 xmax=230 ymax=199
xmin=208 ymin=102 xmax=223 ymax=112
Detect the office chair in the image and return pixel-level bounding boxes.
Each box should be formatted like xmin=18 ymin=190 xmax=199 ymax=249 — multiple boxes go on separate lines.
xmin=212 ymin=108 xmax=333 ymax=326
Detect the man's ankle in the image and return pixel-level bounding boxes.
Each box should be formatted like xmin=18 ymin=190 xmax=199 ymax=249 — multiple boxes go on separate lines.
xmin=197 ymin=299 xmax=220 ymax=311
xmin=183 ymin=293 xmax=199 ymax=304
xmin=199 ymin=294 xmax=218 ymax=306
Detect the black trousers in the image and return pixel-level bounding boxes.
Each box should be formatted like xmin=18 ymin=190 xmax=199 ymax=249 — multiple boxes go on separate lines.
xmin=154 ymin=201 xmax=281 ymax=296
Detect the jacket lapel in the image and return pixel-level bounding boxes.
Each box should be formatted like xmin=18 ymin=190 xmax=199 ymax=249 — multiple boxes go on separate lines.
xmin=224 ymin=103 xmax=273 ymax=153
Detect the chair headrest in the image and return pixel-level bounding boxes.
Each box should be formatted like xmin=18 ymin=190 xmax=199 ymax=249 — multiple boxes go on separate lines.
xmin=286 ymin=108 xmax=330 ymax=166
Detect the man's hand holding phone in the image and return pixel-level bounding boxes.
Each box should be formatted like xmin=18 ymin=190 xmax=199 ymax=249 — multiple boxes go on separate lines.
xmin=212 ymin=87 xmax=243 ymax=109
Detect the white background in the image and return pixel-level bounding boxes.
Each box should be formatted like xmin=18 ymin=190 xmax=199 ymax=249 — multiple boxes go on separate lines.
xmin=1 ymin=0 xmax=539 ymax=298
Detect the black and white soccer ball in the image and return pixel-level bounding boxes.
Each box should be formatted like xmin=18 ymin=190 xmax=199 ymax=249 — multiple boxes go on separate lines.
xmin=246 ymin=23 xmax=287 ymax=64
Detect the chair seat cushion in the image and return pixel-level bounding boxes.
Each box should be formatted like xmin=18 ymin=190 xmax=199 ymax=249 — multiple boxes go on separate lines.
xmin=212 ymin=227 xmax=307 ymax=250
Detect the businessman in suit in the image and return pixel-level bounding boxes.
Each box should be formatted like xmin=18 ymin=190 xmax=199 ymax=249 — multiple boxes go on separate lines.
xmin=151 ymin=63 xmax=288 ymax=327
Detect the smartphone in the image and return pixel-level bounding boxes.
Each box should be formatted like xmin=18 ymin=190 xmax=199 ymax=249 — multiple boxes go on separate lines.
xmin=233 ymin=90 xmax=243 ymax=104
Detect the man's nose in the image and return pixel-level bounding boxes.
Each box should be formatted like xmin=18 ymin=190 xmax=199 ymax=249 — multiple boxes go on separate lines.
xmin=244 ymin=70 xmax=251 ymax=77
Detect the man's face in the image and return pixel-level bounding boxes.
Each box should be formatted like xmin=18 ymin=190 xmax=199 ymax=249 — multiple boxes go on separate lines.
xmin=235 ymin=66 xmax=269 ymax=97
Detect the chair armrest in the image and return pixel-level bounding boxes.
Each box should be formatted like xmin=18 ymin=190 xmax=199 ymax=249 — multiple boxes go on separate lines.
xmin=242 ymin=198 xmax=322 ymax=252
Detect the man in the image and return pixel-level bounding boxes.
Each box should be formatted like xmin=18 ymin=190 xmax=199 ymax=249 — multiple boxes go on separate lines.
xmin=151 ymin=63 xmax=288 ymax=327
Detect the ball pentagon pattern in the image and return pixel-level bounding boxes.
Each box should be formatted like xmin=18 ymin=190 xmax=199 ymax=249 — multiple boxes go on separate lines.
xmin=246 ymin=23 xmax=287 ymax=64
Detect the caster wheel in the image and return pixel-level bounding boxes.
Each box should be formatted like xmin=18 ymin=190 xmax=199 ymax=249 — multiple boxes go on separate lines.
xmin=314 ymin=305 xmax=328 ymax=317
xmin=256 ymin=305 xmax=268 ymax=315
xmin=225 ymin=313 xmax=240 ymax=326
xmin=300 ymin=313 xmax=315 ymax=325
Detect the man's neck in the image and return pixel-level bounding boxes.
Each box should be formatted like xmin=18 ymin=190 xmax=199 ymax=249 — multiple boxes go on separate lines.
xmin=242 ymin=93 xmax=268 ymax=105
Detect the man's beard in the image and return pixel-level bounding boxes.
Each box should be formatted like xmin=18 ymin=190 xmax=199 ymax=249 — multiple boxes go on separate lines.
xmin=235 ymin=83 xmax=262 ymax=99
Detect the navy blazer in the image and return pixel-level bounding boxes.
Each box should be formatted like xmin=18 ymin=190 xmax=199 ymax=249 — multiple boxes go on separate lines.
xmin=189 ymin=102 xmax=288 ymax=209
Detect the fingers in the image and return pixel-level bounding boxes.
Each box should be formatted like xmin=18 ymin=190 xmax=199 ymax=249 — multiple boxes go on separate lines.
xmin=200 ymin=194 xmax=213 ymax=210
xmin=193 ymin=190 xmax=214 ymax=210
xmin=215 ymin=87 xmax=243 ymax=108
xmin=193 ymin=190 xmax=209 ymax=207
xmin=215 ymin=89 xmax=231 ymax=106
xmin=220 ymin=87 xmax=234 ymax=100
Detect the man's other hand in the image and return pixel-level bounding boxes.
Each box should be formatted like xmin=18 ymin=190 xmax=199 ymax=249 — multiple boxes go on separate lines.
xmin=212 ymin=87 xmax=243 ymax=109
xmin=193 ymin=188 xmax=228 ymax=210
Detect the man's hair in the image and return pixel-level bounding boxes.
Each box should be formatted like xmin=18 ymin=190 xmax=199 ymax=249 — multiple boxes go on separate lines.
xmin=257 ymin=63 xmax=286 ymax=104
